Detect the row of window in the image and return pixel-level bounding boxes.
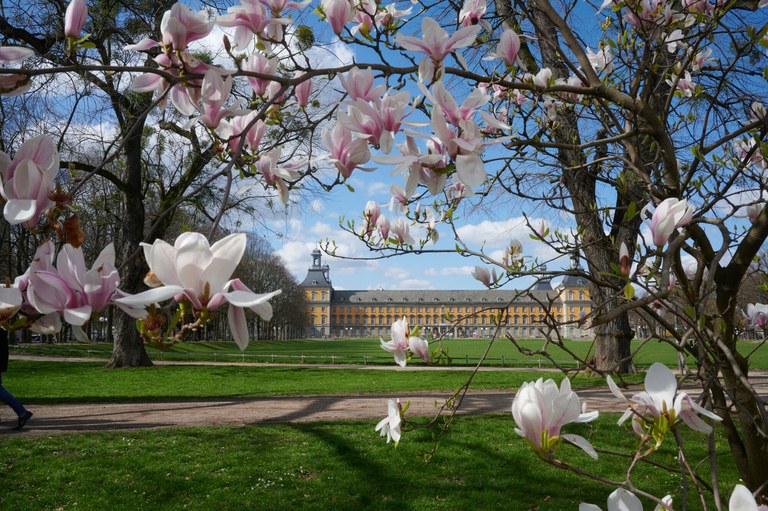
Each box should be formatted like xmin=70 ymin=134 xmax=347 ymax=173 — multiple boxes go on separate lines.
xmin=309 ymin=291 xmax=588 ymax=303
xmin=313 ymin=314 xmax=563 ymax=326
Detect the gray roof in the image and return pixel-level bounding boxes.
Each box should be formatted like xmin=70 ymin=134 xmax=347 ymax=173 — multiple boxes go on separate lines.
xmin=560 ymin=274 xmax=590 ymax=288
xmin=300 ymin=268 xmax=332 ymax=288
xmin=331 ymin=289 xmax=559 ymax=305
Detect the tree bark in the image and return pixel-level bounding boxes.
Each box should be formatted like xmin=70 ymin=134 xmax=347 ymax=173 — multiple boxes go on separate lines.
xmin=107 ymin=112 xmax=153 ymax=368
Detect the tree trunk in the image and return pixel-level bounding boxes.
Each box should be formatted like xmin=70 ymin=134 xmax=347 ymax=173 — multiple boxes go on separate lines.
xmin=107 ymin=114 xmax=152 ymax=368
xmin=106 ymin=311 xmax=153 ymax=368
xmin=713 ymin=270 xmax=768 ymax=495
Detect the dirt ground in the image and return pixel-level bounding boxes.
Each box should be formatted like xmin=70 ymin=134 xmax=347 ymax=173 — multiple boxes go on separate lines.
xmin=3 ymin=356 xmax=766 ymax=438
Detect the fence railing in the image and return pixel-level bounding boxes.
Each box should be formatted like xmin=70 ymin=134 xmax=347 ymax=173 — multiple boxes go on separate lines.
xmin=11 ymin=345 xmax=578 ymax=368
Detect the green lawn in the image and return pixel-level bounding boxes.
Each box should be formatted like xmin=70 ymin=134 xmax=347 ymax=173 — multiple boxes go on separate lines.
xmin=11 ymin=337 xmax=768 ymax=368
xmin=0 ymin=415 xmax=739 ymax=511
xmin=4 ymin=361 xmax=630 ymax=403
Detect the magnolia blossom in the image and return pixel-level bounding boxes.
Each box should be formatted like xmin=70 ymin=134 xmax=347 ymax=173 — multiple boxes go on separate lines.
xmin=0 ymin=46 xmax=35 ymax=65
xmin=458 ymin=0 xmax=490 ymax=31
xmin=746 ymin=303 xmax=768 ymax=328
xmin=390 ymin=217 xmax=415 ymax=245
xmin=218 ymin=0 xmax=289 ymax=49
xmin=64 ymin=0 xmax=88 ymax=38
xmin=380 ymin=316 xmax=428 ymax=366
xmin=586 ymin=47 xmax=614 ymax=74
xmin=160 ymin=3 xmax=214 ymax=50
xmin=294 ymin=72 xmax=312 ymax=107
xmin=340 ymin=91 xmax=411 ymax=154
xmin=494 ymin=29 xmax=520 ymax=67
xmin=667 ymin=71 xmax=695 ymax=97
xmin=26 ymin=241 xmax=144 ymax=340
xmin=243 ymin=52 xmax=278 ymax=97
xmin=0 ymin=286 xmax=23 ymax=321
xmin=729 ymin=484 xmax=768 ymax=511
xmin=607 ymin=362 xmax=722 ymax=437
xmin=322 ymin=122 xmax=372 ymax=178
xmin=127 ymin=3 xmax=213 ymax=53
xmin=650 ymin=197 xmax=694 ymax=247
xmin=376 ymin=215 xmax=391 ymax=239
xmin=512 ymin=377 xmax=599 ymax=459
xmin=195 ymin=69 xmax=237 ymax=129
xmin=0 ymin=135 xmax=59 ymax=227
xmin=375 ymin=398 xmax=402 ymax=444
xmin=217 ymin=111 xmax=267 ymax=153
xmin=363 ymin=200 xmax=380 ymax=235
xmin=580 ymin=489 xmax=673 ymax=511
xmin=472 ymin=266 xmax=496 ymax=287
xmin=397 ymin=17 xmax=481 ymax=81
xmin=114 ymin=233 xmax=281 ymax=350
xmin=322 ymin=0 xmax=354 ymax=35
xmin=339 ymin=67 xmax=386 ymax=103
xmin=396 ymin=17 xmax=481 ymax=63
xmin=619 ymin=242 xmax=631 ymax=276
xmin=527 ymin=68 xmax=553 ymax=88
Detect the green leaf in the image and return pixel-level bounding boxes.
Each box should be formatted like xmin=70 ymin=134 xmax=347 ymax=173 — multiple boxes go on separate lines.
xmin=624 ymin=284 xmax=635 ymax=301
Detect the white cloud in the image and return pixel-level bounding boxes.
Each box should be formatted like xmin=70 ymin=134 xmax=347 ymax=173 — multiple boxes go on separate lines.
xmin=310 ymin=199 xmax=325 ymax=214
xmin=424 ymin=266 xmax=476 ymax=277
xmin=366 ymin=181 xmax=392 ymax=197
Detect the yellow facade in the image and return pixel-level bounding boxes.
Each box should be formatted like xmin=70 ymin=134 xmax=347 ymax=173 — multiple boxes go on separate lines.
xmin=300 ymin=250 xmax=592 ymax=339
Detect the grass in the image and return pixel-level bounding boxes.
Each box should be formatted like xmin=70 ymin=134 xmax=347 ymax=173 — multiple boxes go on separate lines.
xmin=12 ymin=337 xmax=768 ymax=368
xmin=4 ymin=361 xmax=633 ymax=403
xmin=0 ymin=415 xmax=739 ymax=511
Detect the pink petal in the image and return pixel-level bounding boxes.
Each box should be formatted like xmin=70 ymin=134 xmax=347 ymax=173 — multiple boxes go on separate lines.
xmin=228 ymin=304 xmax=250 ymax=350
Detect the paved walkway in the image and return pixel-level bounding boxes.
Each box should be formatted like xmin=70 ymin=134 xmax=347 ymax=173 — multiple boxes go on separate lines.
xmin=3 ymin=355 xmax=766 ymax=438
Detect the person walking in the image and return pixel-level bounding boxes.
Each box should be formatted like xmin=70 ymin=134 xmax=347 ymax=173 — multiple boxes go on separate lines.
xmin=0 ymin=329 xmax=32 ymax=430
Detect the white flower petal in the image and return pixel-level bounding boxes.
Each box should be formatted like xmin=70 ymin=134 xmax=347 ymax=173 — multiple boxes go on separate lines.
xmin=607 ymin=488 xmax=643 ymax=511
xmin=561 ymin=433 xmax=598 ymax=459
xmin=113 ymin=285 xmax=184 ymax=306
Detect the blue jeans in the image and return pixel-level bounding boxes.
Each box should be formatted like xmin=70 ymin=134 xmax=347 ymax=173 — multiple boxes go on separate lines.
xmin=0 ymin=372 xmax=27 ymax=417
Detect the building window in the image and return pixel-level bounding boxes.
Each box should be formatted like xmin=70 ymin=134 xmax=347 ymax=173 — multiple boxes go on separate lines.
xmin=579 ymin=291 xmax=585 ymax=300
xmin=321 ymin=291 xmax=327 ymax=300
xmin=311 ymin=291 xmax=316 ymax=301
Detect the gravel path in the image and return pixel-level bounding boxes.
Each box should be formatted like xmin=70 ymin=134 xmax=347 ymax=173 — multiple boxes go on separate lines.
xmin=3 ymin=355 xmax=765 ymax=438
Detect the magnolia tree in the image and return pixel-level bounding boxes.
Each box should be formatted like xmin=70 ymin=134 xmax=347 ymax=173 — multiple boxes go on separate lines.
xmin=1 ymin=0 xmax=768 ymax=506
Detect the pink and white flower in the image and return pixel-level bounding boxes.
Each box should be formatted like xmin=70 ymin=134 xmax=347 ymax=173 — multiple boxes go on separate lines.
xmin=322 ymin=122 xmax=372 ymax=178
xmin=0 ymin=286 xmax=23 ymax=322
xmin=396 ymin=17 xmax=481 ymax=81
xmin=607 ymin=362 xmax=722 ymax=437
xmin=396 ymin=17 xmax=481 ymax=64
xmin=650 ymin=197 xmax=694 ymax=247
xmin=512 ymin=377 xmax=599 ymax=459
xmin=375 ymin=398 xmax=402 ymax=444
xmin=472 ymin=266 xmax=493 ymax=287
xmin=64 ymin=0 xmax=89 ymax=38
xmin=161 ymin=3 xmax=214 ymax=51
xmin=114 ymin=232 xmax=281 ymax=350
xmin=218 ymin=0 xmax=289 ymax=49
xmin=580 ymin=489 xmax=673 ymax=511
xmin=0 ymin=135 xmax=59 ymax=227
xmin=322 ymin=0 xmax=354 ymax=35
xmin=195 ymin=69 xmax=237 ymax=129
xmin=0 ymin=46 xmax=34 ymax=65
xmin=363 ymin=200 xmax=381 ymax=235
xmin=495 ymin=29 xmax=521 ymax=67
xmin=380 ymin=316 xmax=428 ymax=366
xmin=390 ymin=217 xmax=415 ymax=245
xmin=746 ymin=303 xmax=768 ymax=328
xmin=339 ymin=67 xmax=386 ymax=103
xmin=729 ymin=484 xmax=768 ymax=511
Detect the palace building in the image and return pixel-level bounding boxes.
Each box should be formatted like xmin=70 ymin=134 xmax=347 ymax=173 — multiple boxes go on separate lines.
xmin=300 ymin=250 xmax=593 ymax=340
